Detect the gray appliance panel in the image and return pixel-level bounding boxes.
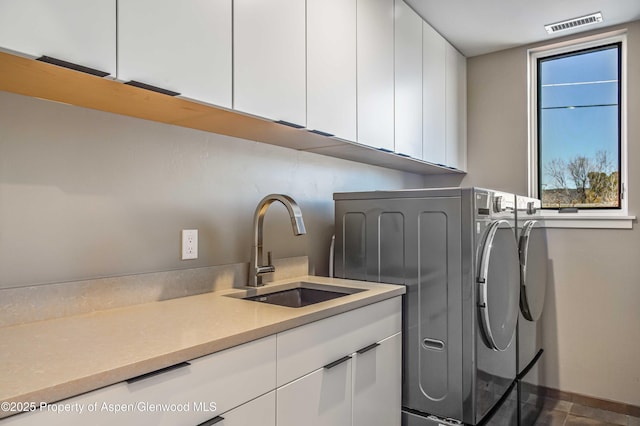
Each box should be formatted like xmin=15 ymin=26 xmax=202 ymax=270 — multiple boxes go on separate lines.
xmin=335 ymin=196 xmax=464 ymax=419
xmin=515 ymin=196 xmax=548 ymax=375
xmin=335 ymin=188 xmax=518 ymax=425
xmin=519 ymin=221 xmax=547 ymax=322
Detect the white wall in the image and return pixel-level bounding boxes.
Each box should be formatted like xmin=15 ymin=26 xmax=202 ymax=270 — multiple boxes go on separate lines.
xmin=0 ymin=91 xmax=423 ymax=289
xmin=464 ymin=21 xmax=640 ymax=406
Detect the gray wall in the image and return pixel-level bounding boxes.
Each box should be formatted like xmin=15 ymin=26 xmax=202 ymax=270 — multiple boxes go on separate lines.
xmin=0 ymin=91 xmax=424 ymax=289
xmin=464 ymin=21 xmax=640 ymax=405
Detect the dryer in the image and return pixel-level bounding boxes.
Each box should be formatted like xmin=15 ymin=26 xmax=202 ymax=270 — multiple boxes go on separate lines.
xmin=334 ymin=188 xmax=520 ymax=425
xmin=515 ymin=196 xmax=549 ymax=425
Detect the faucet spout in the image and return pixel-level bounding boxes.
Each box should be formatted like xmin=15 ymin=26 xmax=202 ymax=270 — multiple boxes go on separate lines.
xmin=250 ymin=194 xmax=306 ymax=287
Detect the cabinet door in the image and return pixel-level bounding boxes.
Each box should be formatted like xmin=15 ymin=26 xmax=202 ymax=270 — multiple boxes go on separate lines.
xmin=445 ymin=42 xmax=467 ymax=171
xmin=277 ymin=359 xmax=352 ymax=426
xmin=307 ymin=0 xmax=357 ymax=141
xmin=394 ymin=0 xmax=423 ymax=158
xmin=234 ymin=0 xmax=306 ymax=126
xmin=357 ymin=0 xmax=395 ymax=150
xmin=118 ymin=0 xmax=232 ymax=107
xmin=215 ymin=391 xmax=275 ymax=426
xmin=277 ymin=297 xmax=401 ymax=387
xmin=353 ymin=332 xmax=402 ymax=426
xmin=0 ymin=0 xmax=115 ymax=76
xmin=422 ymin=22 xmax=446 ymax=165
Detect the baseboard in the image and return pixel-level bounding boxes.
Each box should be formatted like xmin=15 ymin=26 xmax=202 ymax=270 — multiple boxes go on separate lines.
xmin=540 ymin=385 xmax=640 ymax=417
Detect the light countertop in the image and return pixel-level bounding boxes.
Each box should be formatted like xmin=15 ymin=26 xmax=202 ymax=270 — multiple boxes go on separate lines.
xmin=0 ymin=276 xmax=404 ymax=419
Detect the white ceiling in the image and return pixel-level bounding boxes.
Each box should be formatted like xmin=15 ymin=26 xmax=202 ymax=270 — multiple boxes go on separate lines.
xmin=404 ymin=0 xmax=640 ymax=57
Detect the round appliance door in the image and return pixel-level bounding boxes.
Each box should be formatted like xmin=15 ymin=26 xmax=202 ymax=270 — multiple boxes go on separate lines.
xmin=477 ymin=220 xmax=520 ymax=351
xmin=519 ymin=220 xmax=548 ymax=321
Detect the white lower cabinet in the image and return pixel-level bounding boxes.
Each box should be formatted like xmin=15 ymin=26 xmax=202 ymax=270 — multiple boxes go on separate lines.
xmin=276 ymin=297 xmax=402 ymax=426
xmin=1 ymin=298 xmax=401 ymax=426
xmin=277 ymin=331 xmax=401 ymax=426
xmin=1 ymin=336 xmax=276 ymax=426
xmin=277 ymin=359 xmax=352 ymax=426
xmin=353 ymin=332 xmax=401 ymax=426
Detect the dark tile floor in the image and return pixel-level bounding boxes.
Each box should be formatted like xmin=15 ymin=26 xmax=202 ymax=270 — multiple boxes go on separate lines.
xmin=534 ymin=397 xmax=640 ymax=426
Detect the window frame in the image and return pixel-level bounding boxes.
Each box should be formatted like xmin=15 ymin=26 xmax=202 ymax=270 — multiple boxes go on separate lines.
xmin=527 ymin=30 xmax=629 ymax=221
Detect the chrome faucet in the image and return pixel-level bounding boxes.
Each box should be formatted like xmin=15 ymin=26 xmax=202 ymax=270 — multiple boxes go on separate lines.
xmin=250 ymin=194 xmax=306 ymax=287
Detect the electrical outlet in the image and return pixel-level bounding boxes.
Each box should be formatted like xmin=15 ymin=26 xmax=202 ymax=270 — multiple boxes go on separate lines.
xmin=181 ymin=229 xmax=198 ymax=260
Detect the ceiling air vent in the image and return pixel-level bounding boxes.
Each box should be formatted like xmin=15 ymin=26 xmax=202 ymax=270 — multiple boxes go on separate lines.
xmin=544 ymin=12 xmax=603 ymax=34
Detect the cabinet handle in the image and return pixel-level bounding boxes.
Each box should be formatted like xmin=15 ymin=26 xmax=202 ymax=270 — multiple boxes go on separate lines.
xmin=197 ymin=415 xmax=225 ymax=426
xmin=308 ymin=129 xmax=334 ymax=137
xmin=36 ymin=55 xmax=110 ymax=77
xmin=275 ymin=120 xmax=305 ymax=129
xmin=126 ymin=361 xmax=191 ymax=384
xmin=124 ymin=80 xmax=180 ymax=97
xmin=356 ymin=342 xmax=380 ymax=355
xmin=323 ymin=355 xmax=352 ymax=369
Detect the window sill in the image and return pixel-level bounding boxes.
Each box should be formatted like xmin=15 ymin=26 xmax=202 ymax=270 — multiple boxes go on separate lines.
xmin=536 ymin=214 xmax=636 ymax=229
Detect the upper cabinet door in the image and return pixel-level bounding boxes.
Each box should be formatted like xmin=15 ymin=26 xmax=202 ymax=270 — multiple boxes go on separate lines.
xmin=394 ymin=0 xmax=423 ymax=159
xmin=118 ymin=0 xmax=232 ymax=108
xmin=0 ymin=0 xmax=115 ymax=76
xmin=234 ymin=0 xmax=306 ymax=126
xmin=357 ymin=0 xmax=395 ymax=151
xmin=422 ymin=22 xmax=446 ymax=165
xmin=445 ymin=42 xmax=467 ymax=171
xmin=307 ymin=0 xmax=357 ymax=141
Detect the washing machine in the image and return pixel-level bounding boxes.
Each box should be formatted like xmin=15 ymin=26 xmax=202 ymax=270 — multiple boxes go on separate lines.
xmin=514 ymin=196 xmax=549 ymax=425
xmin=333 ymin=187 xmax=520 ymax=425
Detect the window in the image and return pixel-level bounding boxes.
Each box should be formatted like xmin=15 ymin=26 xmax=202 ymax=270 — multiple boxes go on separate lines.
xmin=529 ymin=33 xmax=627 ymax=213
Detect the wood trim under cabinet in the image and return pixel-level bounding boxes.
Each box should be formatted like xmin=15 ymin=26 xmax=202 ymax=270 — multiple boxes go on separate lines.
xmin=0 ymin=51 xmax=462 ymax=176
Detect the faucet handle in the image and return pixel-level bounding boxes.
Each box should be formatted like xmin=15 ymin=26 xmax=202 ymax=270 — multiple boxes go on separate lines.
xmin=267 ymin=251 xmax=273 ymax=266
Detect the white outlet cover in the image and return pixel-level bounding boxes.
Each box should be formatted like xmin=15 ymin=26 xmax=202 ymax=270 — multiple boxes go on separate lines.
xmin=181 ymin=229 xmax=198 ymax=260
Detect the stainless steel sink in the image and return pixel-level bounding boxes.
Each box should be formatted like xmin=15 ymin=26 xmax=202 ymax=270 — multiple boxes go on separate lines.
xmin=237 ymin=283 xmax=365 ymax=308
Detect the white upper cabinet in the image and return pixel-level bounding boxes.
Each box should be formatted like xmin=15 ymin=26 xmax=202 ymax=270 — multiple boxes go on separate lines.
xmin=394 ymin=0 xmax=423 ymax=159
xmin=234 ymin=0 xmax=306 ymax=126
xmin=0 ymin=0 xmax=116 ymax=76
xmin=117 ymin=0 xmax=232 ymax=108
xmin=445 ymin=42 xmax=467 ymax=171
xmin=357 ymin=0 xmax=395 ymax=151
xmin=307 ymin=0 xmax=357 ymax=141
xmin=422 ymin=22 xmax=446 ymax=165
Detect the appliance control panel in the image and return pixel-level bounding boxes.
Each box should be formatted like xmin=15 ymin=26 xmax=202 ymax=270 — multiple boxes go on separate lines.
xmin=475 ymin=192 xmax=490 ymax=216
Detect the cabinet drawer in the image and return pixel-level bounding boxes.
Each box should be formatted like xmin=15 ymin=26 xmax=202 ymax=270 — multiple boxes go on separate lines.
xmin=276 ymin=297 xmax=401 ymax=386
xmin=0 ymin=383 xmax=129 ymax=426
xmin=1 ymin=336 xmax=276 ymax=426
xmin=123 ymin=335 xmax=276 ymax=425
